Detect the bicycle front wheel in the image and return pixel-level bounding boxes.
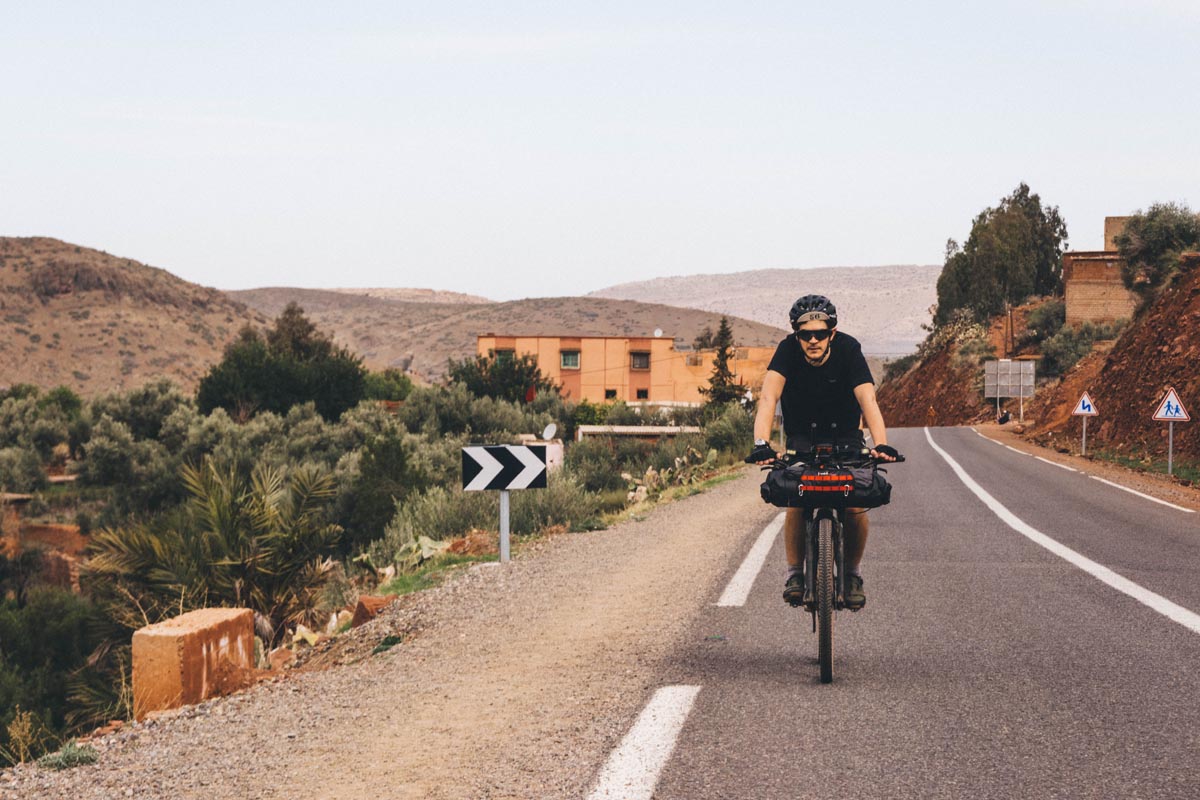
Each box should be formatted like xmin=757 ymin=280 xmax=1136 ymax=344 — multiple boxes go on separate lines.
xmin=816 ymin=515 xmax=834 ymax=683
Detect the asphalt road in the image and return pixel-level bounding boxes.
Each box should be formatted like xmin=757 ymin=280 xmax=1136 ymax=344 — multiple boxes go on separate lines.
xmin=594 ymin=426 xmax=1200 ymax=800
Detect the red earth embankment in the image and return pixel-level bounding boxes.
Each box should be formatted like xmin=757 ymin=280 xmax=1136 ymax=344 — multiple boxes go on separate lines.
xmin=1025 ymin=254 xmax=1200 ymax=458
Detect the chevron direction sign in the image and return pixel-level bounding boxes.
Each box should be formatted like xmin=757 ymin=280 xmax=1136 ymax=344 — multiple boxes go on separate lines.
xmin=462 ymin=445 xmax=547 ymax=491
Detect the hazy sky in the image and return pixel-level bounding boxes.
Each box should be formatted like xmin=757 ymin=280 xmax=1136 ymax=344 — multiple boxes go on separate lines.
xmin=3 ymin=2 xmax=1198 ymax=300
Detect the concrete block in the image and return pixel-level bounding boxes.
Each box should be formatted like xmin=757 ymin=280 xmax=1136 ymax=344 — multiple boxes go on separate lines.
xmin=132 ymin=608 xmax=254 ymax=720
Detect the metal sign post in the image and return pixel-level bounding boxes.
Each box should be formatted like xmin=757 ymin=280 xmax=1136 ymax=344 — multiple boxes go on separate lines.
xmin=984 ymin=359 xmax=1036 ymax=423
xmin=1153 ymin=387 xmax=1191 ymax=476
xmin=463 ymin=445 xmax=548 ymax=563
xmin=499 ymin=491 xmax=511 ymax=562
xmin=1072 ymin=392 xmax=1098 ymax=456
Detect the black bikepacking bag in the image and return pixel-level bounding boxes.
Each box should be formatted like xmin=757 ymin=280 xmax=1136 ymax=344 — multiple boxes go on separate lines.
xmin=760 ymin=464 xmax=892 ymax=509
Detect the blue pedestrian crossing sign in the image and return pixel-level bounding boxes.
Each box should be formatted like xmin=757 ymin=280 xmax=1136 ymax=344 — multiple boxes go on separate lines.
xmin=1071 ymin=392 xmax=1098 ymax=417
xmin=1153 ymin=387 xmax=1191 ymax=422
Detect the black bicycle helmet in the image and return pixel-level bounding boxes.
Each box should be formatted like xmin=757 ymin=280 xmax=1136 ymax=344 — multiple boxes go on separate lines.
xmin=788 ymin=294 xmax=838 ymax=330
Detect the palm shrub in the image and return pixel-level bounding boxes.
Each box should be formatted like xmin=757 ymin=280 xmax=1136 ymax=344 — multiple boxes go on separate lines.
xmin=85 ymin=457 xmax=343 ymax=645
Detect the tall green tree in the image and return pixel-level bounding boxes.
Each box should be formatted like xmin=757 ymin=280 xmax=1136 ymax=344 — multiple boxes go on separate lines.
xmin=699 ymin=317 xmax=746 ymax=405
xmin=1115 ymin=202 xmax=1200 ymax=293
xmin=197 ymin=304 xmax=366 ymax=421
xmin=447 ymin=352 xmax=558 ymax=404
xmin=934 ymin=183 xmax=1068 ymax=326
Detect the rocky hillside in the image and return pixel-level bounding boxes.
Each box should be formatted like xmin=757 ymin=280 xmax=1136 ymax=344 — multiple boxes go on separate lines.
xmin=230 ymin=288 xmax=789 ymax=381
xmin=875 ymin=322 xmax=991 ymax=428
xmin=0 ymin=238 xmax=266 ymax=394
xmin=1025 ymin=253 xmax=1200 ymax=458
xmin=590 ymin=264 xmax=939 ymax=356
xmin=879 ymin=253 xmax=1200 ymax=464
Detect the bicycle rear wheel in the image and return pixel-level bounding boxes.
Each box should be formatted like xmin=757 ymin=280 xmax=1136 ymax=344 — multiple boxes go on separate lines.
xmin=816 ymin=515 xmax=834 ymax=683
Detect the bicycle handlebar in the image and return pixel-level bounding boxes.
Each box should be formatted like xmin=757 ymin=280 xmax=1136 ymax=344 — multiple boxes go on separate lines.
xmin=759 ymin=451 xmax=906 ymax=470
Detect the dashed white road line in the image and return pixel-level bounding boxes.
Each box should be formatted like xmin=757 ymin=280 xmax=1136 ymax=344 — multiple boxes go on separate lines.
xmin=1090 ymin=475 xmax=1195 ymax=514
xmin=1035 ymin=456 xmax=1077 ymax=472
xmin=716 ymin=512 xmax=784 ymax=607
xmin=926 ymin=427 xmax=1200 ymax=635
xmin=1005 ymin=445 xmax=1032 ymax=456
xmin=586 ymin=685 xmax=701 ymax=800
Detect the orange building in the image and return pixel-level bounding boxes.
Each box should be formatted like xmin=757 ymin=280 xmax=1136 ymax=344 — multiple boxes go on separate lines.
xmin=476 ymin=334 xmax=777 ymax=404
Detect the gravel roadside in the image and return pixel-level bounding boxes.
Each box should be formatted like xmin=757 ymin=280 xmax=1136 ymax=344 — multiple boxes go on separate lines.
xmin=2 ymin=468 xmax=777 ymax=800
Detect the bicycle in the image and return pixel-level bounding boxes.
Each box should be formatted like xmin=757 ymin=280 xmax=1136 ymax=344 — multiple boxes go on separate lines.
xmin=759 ymin=438 xmax=904 ymax=683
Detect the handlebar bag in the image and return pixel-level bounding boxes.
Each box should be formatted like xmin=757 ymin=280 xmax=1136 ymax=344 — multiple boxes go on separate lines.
xmin=760 ymin=465 xmax=892 ymax=509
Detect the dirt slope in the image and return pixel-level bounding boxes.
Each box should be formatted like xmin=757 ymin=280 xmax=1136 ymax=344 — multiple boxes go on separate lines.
xmin=875 ymin=337 xmax=987 ymax=428
xmin=1025 ymin=254 xmax=1200 ymax=457
xmin=231 ymin=288 xmax=789 ymax=380
xmin=0 ymin=238 xmax=266 ymax=394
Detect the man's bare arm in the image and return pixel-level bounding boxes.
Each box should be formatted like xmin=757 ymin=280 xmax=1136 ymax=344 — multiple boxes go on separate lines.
xmin=754 ymin=370 xmax=786 ymax=444
xmin=853 ymin=382 xmax=894 ymax=458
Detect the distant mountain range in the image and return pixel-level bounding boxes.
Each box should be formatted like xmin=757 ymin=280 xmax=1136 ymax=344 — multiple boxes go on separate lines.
xmin=0 ymin=238 xmax=937 ymax=394
xmin=589 ymin=265 xmax=940 ymax=356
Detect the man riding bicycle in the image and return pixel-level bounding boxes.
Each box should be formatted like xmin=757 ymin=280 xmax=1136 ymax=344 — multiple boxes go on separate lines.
xmin=747 ymin=295 xmax=899 ymax=610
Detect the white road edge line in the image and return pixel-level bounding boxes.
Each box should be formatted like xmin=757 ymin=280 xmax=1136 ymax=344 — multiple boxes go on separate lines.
xmin=1035 ymin=456 xmax=1077 ymax=472
xmin=716 ymin=512 xmax=785 ymax=607
xmin=586 ymin=685 xmax=701 ymax=800
xmin=1089 ymin=475 xmax=1195 ymax=514
xmin=1005 ymin=445 xmax=1032 ymax=456
xmin=924 ymin=427 xmax=1200 ymax=635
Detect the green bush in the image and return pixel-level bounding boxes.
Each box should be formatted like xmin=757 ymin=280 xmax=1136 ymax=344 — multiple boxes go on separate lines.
xmin=1022 ymin=299 xmax=1066 ymax=345
xmin=510 ymin=473 xmax=599 ymax=534
xmin=881 ymin=353 xmax=919 ymax=383
xmin=363 ymin=369 xmax=413 ymax=402
xmin=563 ymin=438 xmax=627 ymax=493
xmin=1040 ymin=321 xmax=1126 ymax=377
xmin=0 ymin=588 xmax=107 ymax=764
xmin=0 ymin=447 xmax=47 ymax=493
xmin=37 ymin=740 xmax=98 ymax=771
xmin=90 ymin=379 xmax=190 ymax=442
xmin=704 ymin=404 xmax=753 ymax=453
xmin=339 ymin=432 xmax=429 ymax=554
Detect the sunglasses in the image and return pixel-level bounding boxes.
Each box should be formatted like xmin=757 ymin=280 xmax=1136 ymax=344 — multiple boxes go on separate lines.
xmin=795 ymin=329 xmax=831 ymax=342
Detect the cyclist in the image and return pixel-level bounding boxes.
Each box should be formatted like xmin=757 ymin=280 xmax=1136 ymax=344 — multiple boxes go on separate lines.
xmin=747 ymin=295 xmax=899 ymax=610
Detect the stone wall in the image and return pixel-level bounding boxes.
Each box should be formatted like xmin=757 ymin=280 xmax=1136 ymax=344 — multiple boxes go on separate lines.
xmin=1063 ymin=252 xmax=1138 ymax=325
xmin=132 ymin=608 xmax=255 ymax=720
xmin=1104 ymin=216 xmax=1131 ymax=251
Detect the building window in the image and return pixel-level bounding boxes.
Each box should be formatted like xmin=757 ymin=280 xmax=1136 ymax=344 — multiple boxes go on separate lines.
xmin=560 ymin=350 xmax=580 ymax=370
xmin=636 ymin=389 xmax=649 ymax=400
xmin=605 ymin=389 xmax=617 ymax=399
xmin=491 ymin=348 xmax=515 ymax=361
xmin=630 ymin=351 xmax=650 ymax=370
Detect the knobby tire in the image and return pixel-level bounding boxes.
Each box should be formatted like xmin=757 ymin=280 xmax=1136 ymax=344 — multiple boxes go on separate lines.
xmin=817 ymin=515 xmax=834 ymax=683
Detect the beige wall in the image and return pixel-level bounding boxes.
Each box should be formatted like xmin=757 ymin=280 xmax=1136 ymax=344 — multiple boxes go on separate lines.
xmin=1062 ymin=252 xmax=1138 ymax=325
xmin=1103 ymin=216 xmax=1131 ymax=251
xmin=477 ymin=335 xmax=776 ymax=404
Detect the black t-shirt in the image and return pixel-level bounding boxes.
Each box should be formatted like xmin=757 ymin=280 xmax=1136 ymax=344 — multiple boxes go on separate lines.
xmin=767 ymin=332 xmax=874 ymax=439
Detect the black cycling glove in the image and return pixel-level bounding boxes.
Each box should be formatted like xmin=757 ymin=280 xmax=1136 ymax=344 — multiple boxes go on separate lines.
xmin=872 ymin=444 xmax=900 ymax=460
xmin=746 ymin=443 xmax=777 ymax=464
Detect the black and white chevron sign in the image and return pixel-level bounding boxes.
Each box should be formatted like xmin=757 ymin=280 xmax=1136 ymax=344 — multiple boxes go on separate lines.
xmin=462 ymin=445 xmax=547 ymax=491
